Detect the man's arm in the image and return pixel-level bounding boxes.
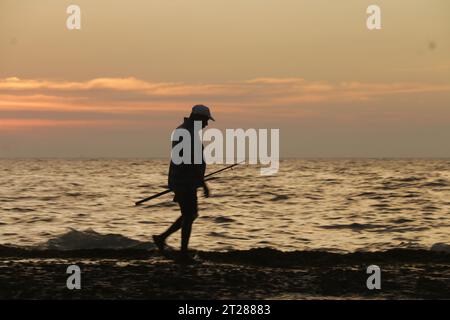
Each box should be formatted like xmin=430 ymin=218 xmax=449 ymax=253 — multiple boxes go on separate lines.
xmin=193 ymin=163 xmax=209 ymax=197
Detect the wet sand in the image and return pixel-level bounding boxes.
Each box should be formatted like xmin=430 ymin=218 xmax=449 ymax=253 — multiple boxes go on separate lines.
xmin=0 ymin=247 xmax=449 ymax=299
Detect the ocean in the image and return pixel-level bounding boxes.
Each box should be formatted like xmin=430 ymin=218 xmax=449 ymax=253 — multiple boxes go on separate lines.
xmin=0 ymin=159 xmax=449 ymax=253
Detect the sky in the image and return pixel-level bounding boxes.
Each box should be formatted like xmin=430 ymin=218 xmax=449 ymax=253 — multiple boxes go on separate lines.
xmin=0 ymin=0 xmax=449 ymax=158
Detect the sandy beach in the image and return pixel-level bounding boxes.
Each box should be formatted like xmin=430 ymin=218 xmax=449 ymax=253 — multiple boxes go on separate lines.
xmin=1 ymin=246 xmax=449 ymax=299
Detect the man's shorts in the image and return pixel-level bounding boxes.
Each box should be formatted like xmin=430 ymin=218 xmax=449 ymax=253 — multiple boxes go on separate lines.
xmin=173 ymin=187 xmax=198 ymax=219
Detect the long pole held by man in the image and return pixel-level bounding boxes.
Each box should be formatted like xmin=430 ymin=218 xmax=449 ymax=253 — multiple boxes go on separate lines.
xmin=135 ymin=162 xmax=242 ymax=206
xmin=152 ymin=105 xmax=215 ymax=262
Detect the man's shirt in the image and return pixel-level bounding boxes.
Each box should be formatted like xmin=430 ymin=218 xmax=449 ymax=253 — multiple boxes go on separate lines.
xmin=168 ymin=117 xmax=206 ymax=190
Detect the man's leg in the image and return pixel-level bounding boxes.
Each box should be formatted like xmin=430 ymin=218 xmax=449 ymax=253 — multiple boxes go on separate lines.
xmin=181 ymin=216 xmax=195 ymax=253
xmin=160 ymin=216 xmax=183 ymax=240
xmin=153 ymin=192 xmax=184 ymax=250
xmin=180 ymin=188 xmax=198 ymax=254
xmin=153 ymin=215 xmax=184 ymax=251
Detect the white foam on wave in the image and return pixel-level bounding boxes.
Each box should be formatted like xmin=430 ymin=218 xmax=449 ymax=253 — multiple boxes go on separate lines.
xmin=38 ymin=228 xmax=154 ymax=250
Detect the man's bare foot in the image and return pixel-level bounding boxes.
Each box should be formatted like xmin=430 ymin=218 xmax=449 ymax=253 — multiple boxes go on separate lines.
xmin=152 ymin=235 xmax=166 ymax=252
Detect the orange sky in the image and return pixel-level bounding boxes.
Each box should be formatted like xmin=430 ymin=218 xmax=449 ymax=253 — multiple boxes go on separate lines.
xmin=1 ymin=0 xmax=449 ymax=157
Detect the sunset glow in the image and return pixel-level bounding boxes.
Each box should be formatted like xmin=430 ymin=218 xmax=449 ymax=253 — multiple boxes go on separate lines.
xmin=1 ymin=0 xmax=449 ymax=157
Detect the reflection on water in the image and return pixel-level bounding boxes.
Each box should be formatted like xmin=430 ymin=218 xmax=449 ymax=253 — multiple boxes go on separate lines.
xmin=0 ymin=159 xmax=449 ymax=252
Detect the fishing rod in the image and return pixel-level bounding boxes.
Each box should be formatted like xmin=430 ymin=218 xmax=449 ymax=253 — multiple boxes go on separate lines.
xmin=134 ymin=161 xmax=244 ymax=206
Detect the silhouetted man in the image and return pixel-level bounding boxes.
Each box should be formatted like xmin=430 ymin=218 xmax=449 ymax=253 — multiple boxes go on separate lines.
xmin=153 ymin=105 xmax=214 ymax=260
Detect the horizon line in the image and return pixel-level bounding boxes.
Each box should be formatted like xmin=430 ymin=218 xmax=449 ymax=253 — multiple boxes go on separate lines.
xmin=0 ymin=157 xmax=449 ymax=160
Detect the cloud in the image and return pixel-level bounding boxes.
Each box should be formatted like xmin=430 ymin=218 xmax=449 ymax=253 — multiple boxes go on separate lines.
xmin=2 ymin=76 xmax=450 ymax=100
xmin=0 ymin=76 xmax=449 ymax=129
xmin=0 ymin=118 xmax=133 ymax=131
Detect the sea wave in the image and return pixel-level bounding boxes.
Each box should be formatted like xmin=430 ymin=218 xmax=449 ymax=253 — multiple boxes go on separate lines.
xmin=38 ymin=228 xmax=155 ymax=250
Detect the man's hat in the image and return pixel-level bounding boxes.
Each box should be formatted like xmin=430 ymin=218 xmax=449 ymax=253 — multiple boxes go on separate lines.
xmin=191 ymin=104 xmax=215 ymax=121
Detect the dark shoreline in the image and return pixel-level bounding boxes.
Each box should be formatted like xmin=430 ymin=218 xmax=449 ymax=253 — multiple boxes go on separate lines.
xmin=1 ymin=246 xmax=450 ymax=265
xmin=1 ymin=247 xmax=449 ymax=299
